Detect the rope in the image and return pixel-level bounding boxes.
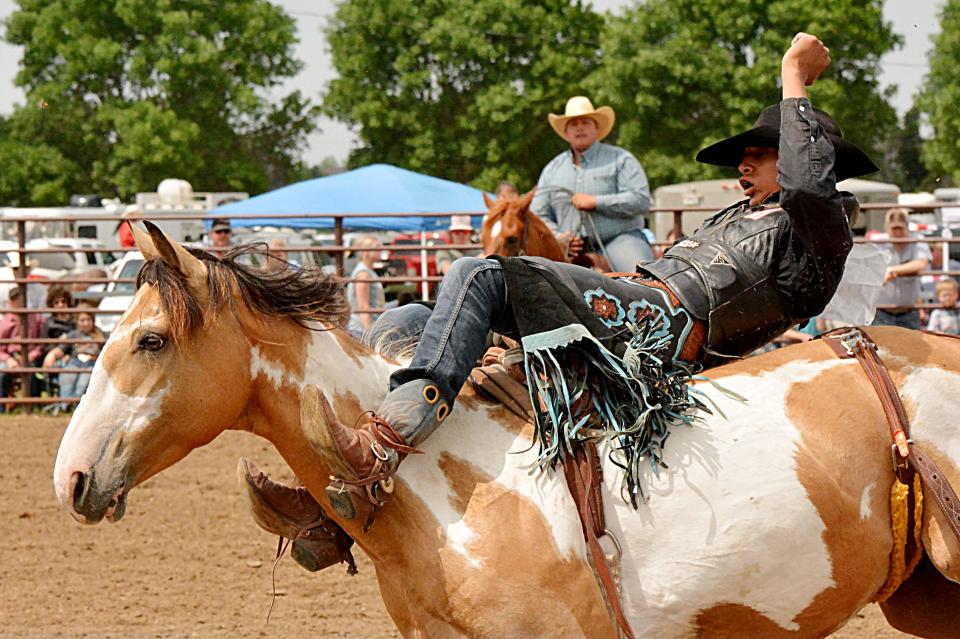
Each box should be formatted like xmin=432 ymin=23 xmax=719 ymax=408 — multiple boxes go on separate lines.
xmin=265 ymin=536 xmax=292 ymax=624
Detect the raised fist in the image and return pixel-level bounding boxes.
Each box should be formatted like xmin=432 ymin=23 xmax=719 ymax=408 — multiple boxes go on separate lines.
xmin=782 ymin=33 xmax=831 ymax=86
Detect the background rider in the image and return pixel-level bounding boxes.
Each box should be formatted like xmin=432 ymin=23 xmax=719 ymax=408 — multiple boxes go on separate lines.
xmin=530 ymin=96 xmax=652 ymax=271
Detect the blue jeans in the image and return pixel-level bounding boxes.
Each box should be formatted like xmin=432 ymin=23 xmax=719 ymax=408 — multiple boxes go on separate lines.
xmin=382 ymin=258 xmax=516 ymax=404
xmin=373 ymin=255 xmax=696 ymax=408
xmin=367 ymin=303 xmax=434 ymax=349
xmin=602 ymin=229 xmax=654 ymax=271
xmin=59 ymin=359 xmax=94 ymax=398
xmin=873 ymin=309 xmax=921 ymax=330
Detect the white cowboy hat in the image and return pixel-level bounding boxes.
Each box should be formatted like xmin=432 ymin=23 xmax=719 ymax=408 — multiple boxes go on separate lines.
xmin=548 ymin=96 xmax=616 ymax=141
xmin=449 ymin=215 xmax=473 ymax=232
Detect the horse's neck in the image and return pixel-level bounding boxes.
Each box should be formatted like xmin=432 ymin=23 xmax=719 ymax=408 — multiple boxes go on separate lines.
xmin=240 ymin=325 xmax=561 ymax=557
xmin=242 ymin=326 xmax=399 ymax=540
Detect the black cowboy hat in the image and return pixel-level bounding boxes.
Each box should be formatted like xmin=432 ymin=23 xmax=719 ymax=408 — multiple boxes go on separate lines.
xmin=695 ymin=104 xmax=879 ymax=182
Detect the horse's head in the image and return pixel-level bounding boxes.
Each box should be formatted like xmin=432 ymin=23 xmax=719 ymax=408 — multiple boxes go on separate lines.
xmin=481 ymin=189 xmax=536 ymax=257
xmin=53 ymin=222 xmax=349 ymax=524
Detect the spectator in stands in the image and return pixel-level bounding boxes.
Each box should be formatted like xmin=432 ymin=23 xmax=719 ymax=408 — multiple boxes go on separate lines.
xmin=437 ymin=216 xmax=478 ymax=276
xmin=346 ymin=236 xmax=386 ymax=336
xmin=0 ymin=287 xmax=44 ymax=402
xmin=206 ymin=219 xmax=233 ymax=257
xmin=116 ymin=205 xmax=142 ymax=249
xmin=873 ymin=208 xmax=931 ymax=330
xmin=42 ymin=286 xmax=75 ymax=345
xmin=495 ymin=181 xmax=519 ymax=201
xmin=264 ymin=238 xmax=300 ymax=272
xmin=42 ymin=306 xmax=104 ymax=400
xmin=927 ymin=278 xmax=960 ymax=335
xmin=116 ymin=221 xmax=136 ymax=249
xmin=39 ymin=286 xmax=76 ymax=395
xmin=920 ymin=242 xmax=960 ymax=306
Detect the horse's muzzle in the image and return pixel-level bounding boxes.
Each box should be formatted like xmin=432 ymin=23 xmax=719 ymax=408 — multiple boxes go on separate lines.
xmin=67 ymin=469 xmax=127 ymax=524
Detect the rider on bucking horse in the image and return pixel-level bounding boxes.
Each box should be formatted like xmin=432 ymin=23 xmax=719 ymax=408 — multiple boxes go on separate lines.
xmin=245 ymin=33 xmax=879 ymax=571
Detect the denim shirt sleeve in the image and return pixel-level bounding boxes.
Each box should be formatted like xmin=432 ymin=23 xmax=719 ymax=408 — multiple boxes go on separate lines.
xmin=593 ymin=151 xmax=652 ymax=219
xmin=531 ymin=161 xmax=560 ymax=234
xmin=775 ymin=97 xmax=852 ymax=316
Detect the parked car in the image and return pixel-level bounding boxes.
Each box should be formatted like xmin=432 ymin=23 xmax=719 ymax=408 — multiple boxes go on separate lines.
xmin=94 ymin=251 xmax=144 ymax=333
xmin=0 ymin=238 xmax=116 ymax=276
xmin=386 ymin=231 xmax=450 ymax=278
xmin=0 ymin=238 xmax=117 ymax=309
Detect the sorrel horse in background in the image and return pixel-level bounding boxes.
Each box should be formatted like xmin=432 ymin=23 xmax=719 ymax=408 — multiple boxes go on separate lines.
xmin=481 ymin=189 xmax=567 ymax=262
xmin=53 ymin=222 xmax=960 ymax=638
xmin=481 ymin=189 xmax=613 ymax=271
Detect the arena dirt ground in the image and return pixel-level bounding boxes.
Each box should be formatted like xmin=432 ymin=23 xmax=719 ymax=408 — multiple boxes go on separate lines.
xmin=1 ymin=416 xmax=912 ymax=638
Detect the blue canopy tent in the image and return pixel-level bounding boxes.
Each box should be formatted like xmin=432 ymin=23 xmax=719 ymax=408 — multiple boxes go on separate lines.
xmin=209 ymin=163 xmax=487 ymax=231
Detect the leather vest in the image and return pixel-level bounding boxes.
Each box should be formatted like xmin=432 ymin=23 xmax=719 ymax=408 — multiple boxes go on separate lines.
xmin=637 ymin=203 xmax=795 ymax=362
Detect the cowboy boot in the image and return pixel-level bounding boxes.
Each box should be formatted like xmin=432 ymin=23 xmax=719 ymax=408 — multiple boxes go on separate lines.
xmin=238 ymin=458 xmax=357 ymax=575
xmin=303 ymin=379 xmax=450 ymax=521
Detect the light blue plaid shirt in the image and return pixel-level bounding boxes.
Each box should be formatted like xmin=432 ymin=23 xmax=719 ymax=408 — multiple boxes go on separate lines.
xmin=530 ymin=141 xmax=650 ymax=243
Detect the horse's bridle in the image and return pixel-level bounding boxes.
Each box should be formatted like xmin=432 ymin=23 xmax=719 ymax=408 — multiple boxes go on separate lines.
xmin=488 ymin=207 xmax=531 ymax=257
xmin=517 ymin=208 xmax=530 ymax=256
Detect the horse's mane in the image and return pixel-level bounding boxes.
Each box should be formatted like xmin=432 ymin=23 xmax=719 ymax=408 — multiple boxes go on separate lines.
xmin=136 ymin=244 xmax=351 ymax=343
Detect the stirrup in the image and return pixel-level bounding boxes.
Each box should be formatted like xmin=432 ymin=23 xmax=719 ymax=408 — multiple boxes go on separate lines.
xmin=325 ymin=417 xmax=417 ymax=522
xmin=307 ymin=379 xmax=449 ymax=524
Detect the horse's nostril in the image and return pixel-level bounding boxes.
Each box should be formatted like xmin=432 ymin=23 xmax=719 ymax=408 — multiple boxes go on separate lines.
xmin=506 ymin=236 xmax=518 ymax=244
xmin=72 ymin=471 xmax=86 ymax=509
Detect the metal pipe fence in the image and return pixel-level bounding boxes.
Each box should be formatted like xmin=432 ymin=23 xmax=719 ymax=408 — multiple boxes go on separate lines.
xmin=0 ymin=201 xmax=954 ymax=408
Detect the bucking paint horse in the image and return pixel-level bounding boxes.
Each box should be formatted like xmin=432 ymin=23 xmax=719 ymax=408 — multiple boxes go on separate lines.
xmin=54 ymin=223 xmax=960 ymax=638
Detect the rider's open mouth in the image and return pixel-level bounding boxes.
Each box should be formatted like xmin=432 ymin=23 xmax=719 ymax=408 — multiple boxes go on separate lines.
xmin=739 ymin=179 xmax=753 ymax=191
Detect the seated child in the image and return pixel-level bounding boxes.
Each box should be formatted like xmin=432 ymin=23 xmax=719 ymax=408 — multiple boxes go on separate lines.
xmin=42 ymin=307 xmax=104 ymax=399
xmin=926 ymin=278 xmax=960 ymax=335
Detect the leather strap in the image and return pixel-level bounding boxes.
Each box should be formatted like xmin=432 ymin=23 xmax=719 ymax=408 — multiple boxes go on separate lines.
xmin=823 ymin=328 xmax=960 ymax=543
xmin=911 ymin=447 xmax=960 ymax=542
xmin=563 ymin=442 xmax=636 ymax=639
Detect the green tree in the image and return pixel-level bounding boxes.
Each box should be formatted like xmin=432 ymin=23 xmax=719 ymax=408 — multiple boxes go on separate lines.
xmin=0 ymin=115 xmax=75 ymax=205
xmin=323 ymin=0 xmax=603 ymax=190
xmin=592 ymin=0 xmax=900 ymax=189
xmin=919 ymin=0 xmax=960 ymax=187
xmin=882 ymin=105 xmax=931 ymax=192
xmin=1 ymin=0 xmax=319 ymax=204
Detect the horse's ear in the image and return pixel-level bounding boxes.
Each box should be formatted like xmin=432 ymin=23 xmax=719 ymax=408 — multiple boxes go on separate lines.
xmin=129 ymin=221 xmax=161 ymax=261
xmin=143 ymin=221 xmax=208 ymax=292
xmin=482 ymin=192 xmax=495 ymax=210
xmin=518 ymin=188 xmax=536 ymax=210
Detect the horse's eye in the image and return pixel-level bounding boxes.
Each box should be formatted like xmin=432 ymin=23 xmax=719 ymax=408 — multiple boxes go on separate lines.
xmin=138 ymin=334 xmax=166 ymax=352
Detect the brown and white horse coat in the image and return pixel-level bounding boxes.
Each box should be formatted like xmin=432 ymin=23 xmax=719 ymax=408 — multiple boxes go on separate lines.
xmin=54 ymin=226 xmax=960 ymax=638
